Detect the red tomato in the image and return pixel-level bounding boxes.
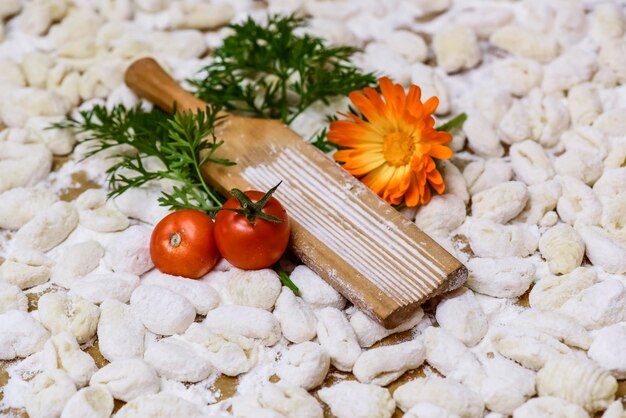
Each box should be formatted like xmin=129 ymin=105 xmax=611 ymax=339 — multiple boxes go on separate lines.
xmin=215 ymin=189 xmax=290 ymax=270
xmin=150 ymin=209 xmax=220 ymax=279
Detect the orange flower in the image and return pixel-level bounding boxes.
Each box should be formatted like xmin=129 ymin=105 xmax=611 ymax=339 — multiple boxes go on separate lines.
xmin=329 ymin=77 xmax=453 ymax=207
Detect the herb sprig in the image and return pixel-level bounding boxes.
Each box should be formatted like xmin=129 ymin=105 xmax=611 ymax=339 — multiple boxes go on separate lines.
xmin=53 ymin=105 xmax=233 ymax=213
xmin=190 ymin=15 xmax=376 ymax=126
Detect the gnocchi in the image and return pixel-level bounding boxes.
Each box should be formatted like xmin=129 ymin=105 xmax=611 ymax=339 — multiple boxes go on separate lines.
xmin=480 ymin=356 xmax=536 ymax=415
xmin=349 ymin=308 xmax=424 ymax=348
xmin=554 ymin=149 xmax=603 ymax=186
xmin=115 ymin=392 xmax=206 ymax=418
xmin=0 ymin=281 xmax=28 ymax=313
xmin=276 ymin=341 xmax=330 ymax=390
xmin=26 ymin=370 xmax=77 ymax=418
xmin=316 ymin=307 xmax=361 ymax=371
xmin=556 ymin=176 xmax=602 ymax=226
xmin=42 ymin=332 xmax=97 ymax=388
xmin=130 ymin=285 xmax=195 ymax=336
xmin=38 ymin=292 xmax=99 ymax=344
xmin=576 ymin=225 xmax=626 ymax=274
xmin=289 ymin=265 xmax=345 ymax=310
xmin=353 ymin=338 xmax=425 ymax=386
xmin=318 ymin=381 xmax=395 ymax=418
xmin=435 ymin=287 xmax=487 ymax=346
xmin=536 ymin=357 xmax=617 ymax=412
xmin=50 ymin=241 xmax=104 ymax=289
xmin=89 ymin=359 xmax=160 ymax=402
xmin=144 ymin=336 xmax=214 ymax=383
xmin=567 ymin=83 xmax=603 ymax=127
xmin=60 ymin=385 xmax=113 ymax=418
xmin=142 ymin=270 xmax=220 ymax=315
xmin=70 ymin=272 xmax=139 ymax=304
xmin=226 ymin=268 xmax=281 ymax=310
xmin=512 ymin=309 xmax=592 ymax=350
xmin=203 ymin=305 xmax=281 ymax=346
xmin=558 ymin=279 xmax=626 ymax=330
xmin=97 ymin=299 xmax=145 ymax=362
xmin=433 ymin=23 xmax=481 ymax=73
xmin=12 ymin=201 xmax=78 ymax=252
xmin=466 ymin=257 xmax=535 ymax=298
xmin=490 ymin=326 xmax=571 ymax=370
xmin=538 ymin=224 xmax=585 ymax=275
xmin=463 ymin=113 xmax=503 ymax=158
xmin=74 ymin=189 xmax=129 ymax=233
xmin=393 ymin=376 xmax=484 ymax=418
xmin=414 ymin=194 xmax=466 ymax=236
xmin=541 ymin=48 xmax=597 ymax=93
xmin=588 ymin=324 xmax=626 ymax=380
xmin=466 ymin=218 xmax=539 ymax=259
xmin=471 ymin=181 xmax=528 ymax=224
xmin=489 ymin=25 xmax=559 ymax=62
xmin=273 ymin=287 xmax=317 ymax=343
xmin=493 ymin=58 xmax=542 ymax=97
xmin=0 ymin=186 xmax=58 ymax=230
xmin=0 ymin=142 xmax=53 ymax=193
xmin=510 ymin=140 xmax=554 ymax=186
xmin=513 ymin=396 xmax=589 ymax=418
xmin=463 ymin=159 xmax=513 ymax=196
xmin=529 ymin=267 xmax=597 ymax=311
xmin=0 ymin=309 xmax=49 ymax=360
xmin=104 ymin=225 xmax=154 ymax=275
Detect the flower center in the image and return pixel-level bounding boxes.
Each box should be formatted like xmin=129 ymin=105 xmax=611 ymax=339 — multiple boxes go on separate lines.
xmin=382 ymin=132 xmax=415 ymax=166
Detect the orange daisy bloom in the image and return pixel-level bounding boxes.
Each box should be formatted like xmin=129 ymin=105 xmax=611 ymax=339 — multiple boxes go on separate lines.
xmin=329 ymin=77 xmax=453 ymax=207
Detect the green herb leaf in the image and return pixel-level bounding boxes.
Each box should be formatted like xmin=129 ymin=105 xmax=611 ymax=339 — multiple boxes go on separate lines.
xmin=189 ymin=14 xmax=376 ymax=127
xmin=436 ymin=112 xmax=467 ymax=133
xmin=277 ymin=270 xmax=300 ymax=296
xmin=53 ymin=104 xmax=233 ymax=213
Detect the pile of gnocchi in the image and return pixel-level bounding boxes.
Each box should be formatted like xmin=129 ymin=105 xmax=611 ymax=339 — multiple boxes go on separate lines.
xmin=1 ymin=0 xmax=626 ymax=417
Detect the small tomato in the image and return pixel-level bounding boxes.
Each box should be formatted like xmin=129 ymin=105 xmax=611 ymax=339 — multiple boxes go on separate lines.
xmin=150 ymin=209 xmax=220 ymax=279
xmin=215 ymin=183 xmax=290 ymax=270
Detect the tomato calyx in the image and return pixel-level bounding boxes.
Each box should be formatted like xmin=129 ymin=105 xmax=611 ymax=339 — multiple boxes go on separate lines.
xmin=223 ymin=182 xmax=285 ymax=225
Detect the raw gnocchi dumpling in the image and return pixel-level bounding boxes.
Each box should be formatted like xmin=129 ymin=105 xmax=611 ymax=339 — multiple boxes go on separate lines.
xmin=490 ymin=326 xmax=571 ymax=370
xmin=463 ymin=159 xmax=513 ymax=195
xmin=60 ymin=385 xmax=113 ymax=418
xmin=536 ymin=357 xmax=617 ymax=412
xmin=404 ymin=403 xmax=460 ymax=418
xmin=493 ymin=58 xmax=542 ymax=97
xmin=439 ymin=160 xmax=470 ymax=204
xmin=471 ymin=181 xmax=528 ymax=224
xmin=567 ymin=83 xmax=603 ymax=127
xmin=115 ymin=392 xmax=206 ymax=418
xmin=424 ymin=327 xmax=485 ymax=387
xmin=26 ymin=370 xmax=77 ymax=418
xmin=594 ymin=108 xmax=626 ymax=136
xmin=435 ymin=287 xmax=487 ymax=346
xmin=538 ymin=224 xmax=585 ymax=275
xmin=97 ymin=299 xmax=145 ymax=362
xmin=466 ymin=218 xmax=539 ymax=258
xmin=12 ymin=201 xmax=78 ymax=252
xmin=562 ymin=127 xmax=608 ymax=159
xmin=590 ymin=2 xmax=625 ymax=43
xmin=130 ymin=285 xmax=194 ymax=336
xmin=593 ymin=168 xmax=626 ymax=203
xmin=25 ymin=116 xmax=76 ymax=156
xmin=466 ymin=257 xmax=535 ymax=298
xmin=353 ymin=338 xmax=424 ymax=386
xmin=289 ymin=265 xmax=345 ymax=310
xmin=433 ymin=23 xmax=481 ymax=73
xmin=588 ymin=324 xmax=626 ymax=379
xmin=463 ymin=112 xmax=503 ymax=158
xmin=144 ymin=336 xmax=213 ymax=382
xmin=604 ymin=144 xmax=626 ymax=170
xmin=112 ymin=187 xmax=170 ymax=225
xmin=529 ymin=267 xmax=597 ymax=311
xmin=273 ymin=287 xmax=317 ymax=343
xmin=203 ymin=305 xmax=281 ymax=346
xmin=318 ymin=381 xmax=395 ymax=418
xmin=51 ymin=241 xmax=104 ymax=289
xmin=393 ymin=376 xmax=484 ymax=418
xmin=414 ymin=194 xmax=466 ymax=237
xmin=349 ymin=308 xmax=424 ymax=348
xmin=74 ymin=189 xmax=129 ymax=232
xmin=256 ymin=382 xmax=323 ymax=418
xmin=499 ymin=100 xmax=531 ymax=144
xmin=0 ymin=142 xmax=52 ymax=193
xmin=142 ymin=270 xmax=219 ymax=314
xmin=576 ymin=225 xmax=626 ymax=274
xmin=554 ymin=149 xmax=603 ymax=186
xmin=527 ymin=90 xmax=570 ymax=148
xmin=42 ymin=332 xmax=97 ymax=388
xmin=104 ymin=225 xmax=154 ymax=275
xmin=515 ymin=179 xmax=561 ymax=225
xmin=556 ymin=176 xmax=602 ymax=226
xmin=480 ymin=356 xmax=536 ymax=415
xmin=316 ymin=307 xmax=361 ymax=371
xmin=0 ymin=88 xmax=71 ymax=128
xmin=227 ymin=268 xmax=281 ymax=310
xmin=183 ymin=323 xmax=257 ymax=376
xmin=558 ymin=279 xmax=626 ymax=330
xmin=489 ymin=25 xmax=559 ymax=62
xmin=0 ymin=186 xmax=58 ymax=229
xmin=38 ymin=292 xmax=99 ymax=344
xmin=276 ymin=341 xmax=330 ymax=390
xmin=601 ymin=401 xmax=626 ymax=418
xmin=513 ymin=396 xmax=589 ymax=418
xmin=541 ymin=48 xmax=597 ymax=93
xmin=0 ymin=309 xmax=49 ymax=360
xmin=512 ymin=309 xmax=592 ymax=350
xmin=510 ymin=140 xmax=554 ymax=186
xmin=0 ymin=281 xmax=28 ymax=313
xmin=89 ymin=359 xmax=160 ymax=403
xmin=70 ymin=272 xmax=139 ymax=304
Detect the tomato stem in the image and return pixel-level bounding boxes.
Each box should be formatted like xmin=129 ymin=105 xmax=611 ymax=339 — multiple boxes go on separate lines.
xmin=225 ymin=182 xmax=285 ymax=224
xmin=169 ymin=232 xmax=182 ymax=248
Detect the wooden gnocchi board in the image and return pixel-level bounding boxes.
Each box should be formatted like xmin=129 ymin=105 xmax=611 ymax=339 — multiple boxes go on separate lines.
xmin=124 ymin=57 xmax=467 ymax=329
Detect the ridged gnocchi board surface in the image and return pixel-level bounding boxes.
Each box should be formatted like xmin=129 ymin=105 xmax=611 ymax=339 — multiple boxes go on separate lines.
xmin=125 ymin=58 xmax=467 ymax=328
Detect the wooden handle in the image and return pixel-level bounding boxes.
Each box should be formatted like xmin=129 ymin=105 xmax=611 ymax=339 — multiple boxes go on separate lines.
xmin=125 ymin=58 xmax=207 ymax=113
